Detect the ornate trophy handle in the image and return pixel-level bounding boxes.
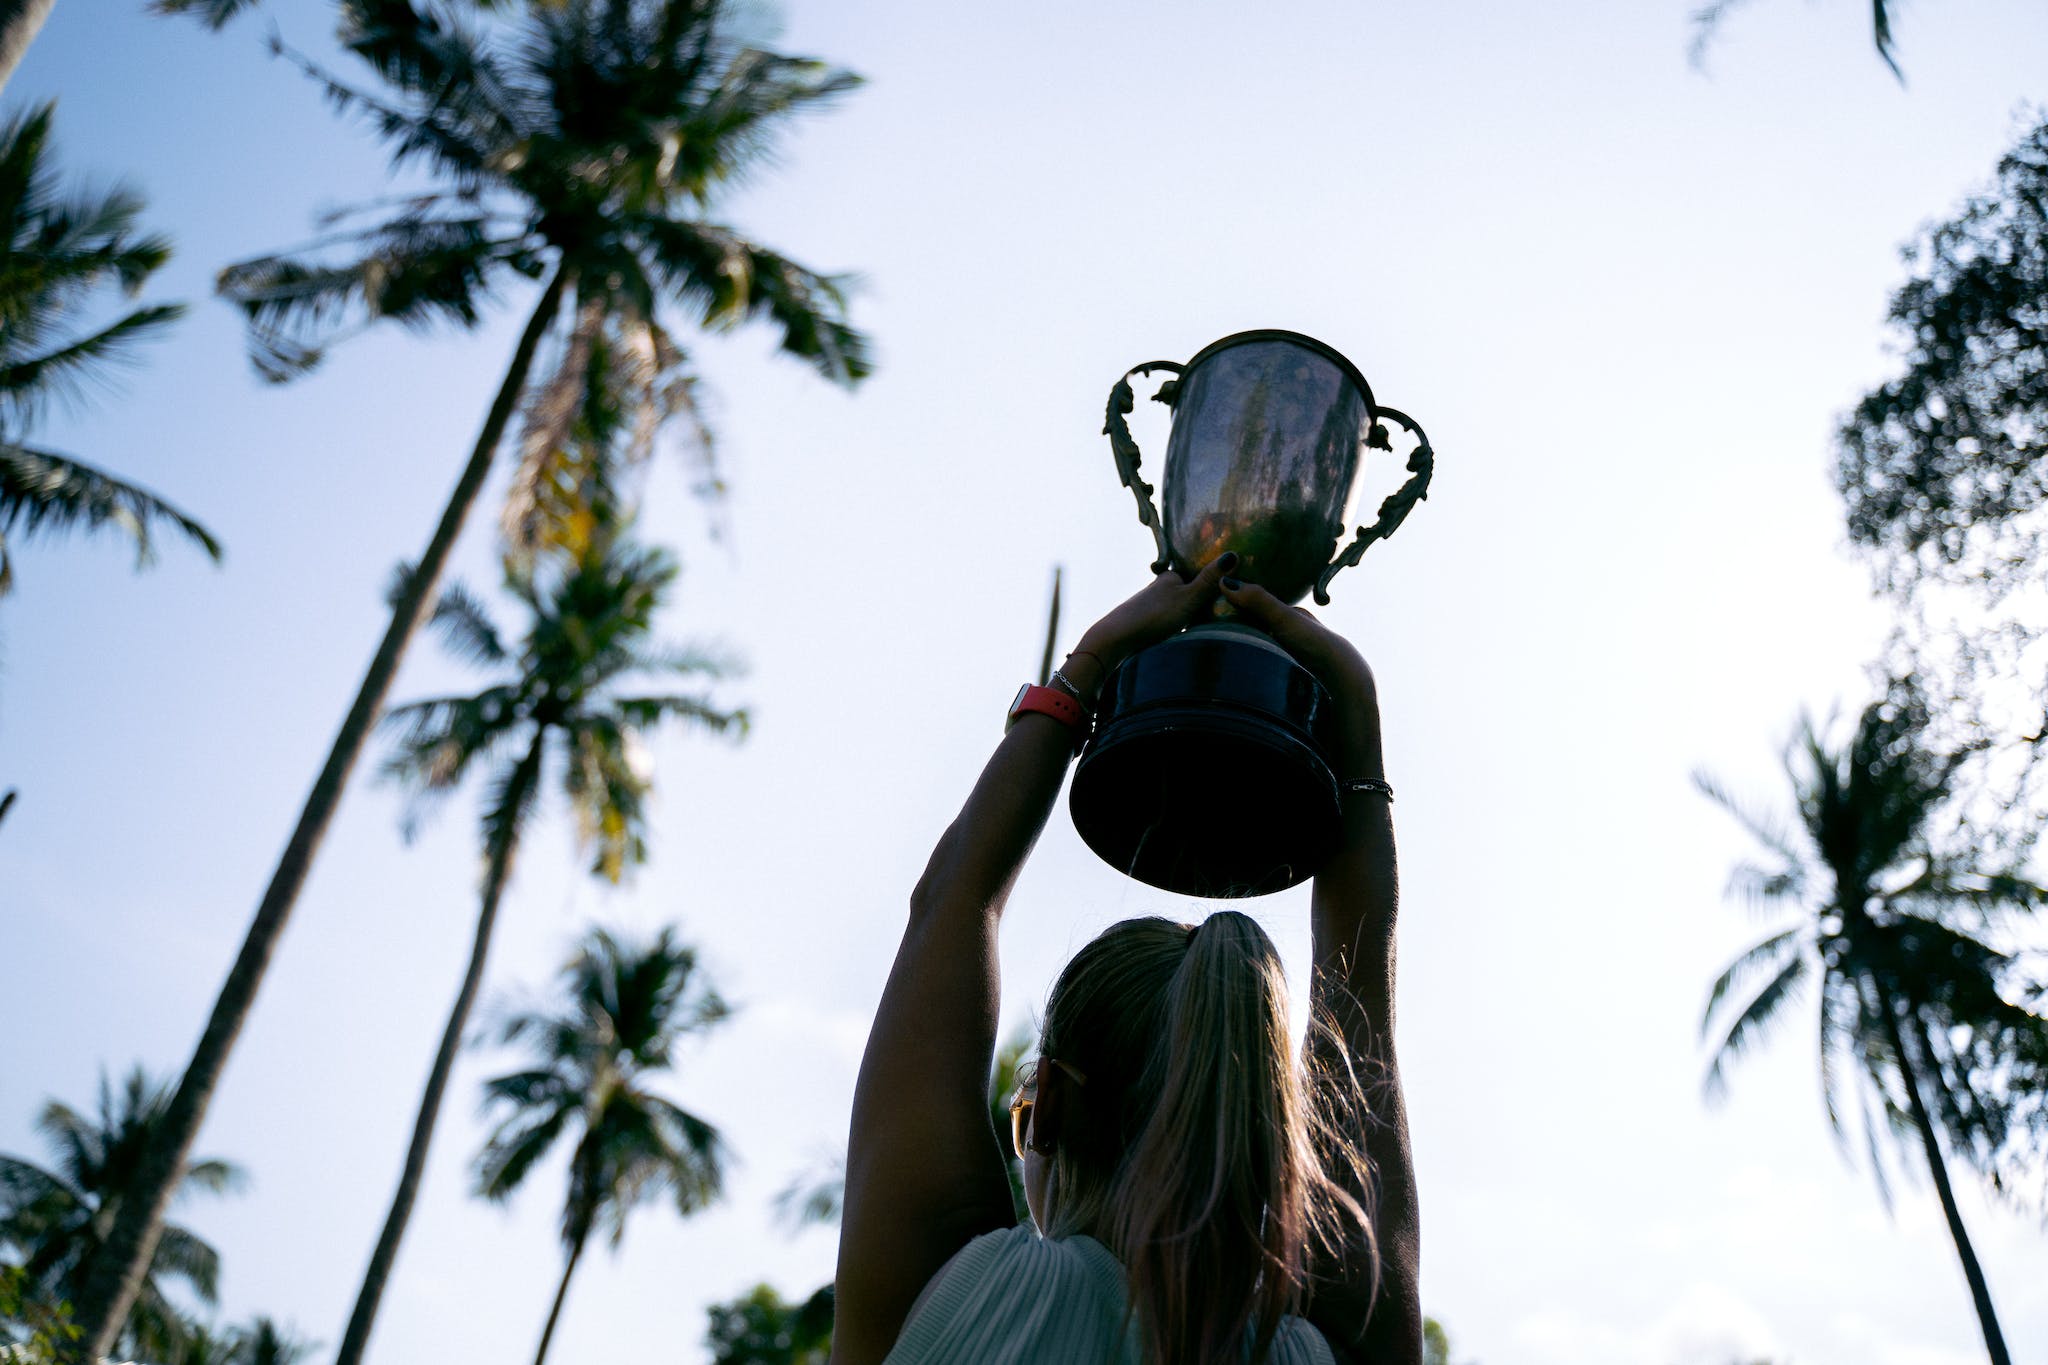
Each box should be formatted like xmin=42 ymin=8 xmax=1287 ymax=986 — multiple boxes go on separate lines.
xmin=1313 ymin=406 xmax=1434 ymax=605
xmin=1103 ymin=361 xmax=1185 ymax=573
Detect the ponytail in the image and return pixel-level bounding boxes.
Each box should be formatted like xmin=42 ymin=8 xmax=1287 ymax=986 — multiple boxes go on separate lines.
xmin=1039 ymin=913 xmax=1374 ymax=1365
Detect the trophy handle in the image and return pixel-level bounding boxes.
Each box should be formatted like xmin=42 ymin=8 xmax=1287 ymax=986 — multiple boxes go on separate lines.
xmin=1313 ymin=407 xmax=1435 ymax=605
xmin=1104 ymin=361 xmax=1185 ymax=573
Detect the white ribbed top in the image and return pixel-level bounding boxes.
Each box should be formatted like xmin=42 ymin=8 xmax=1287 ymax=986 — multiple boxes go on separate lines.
xmin=881 ymin=1223 xmax=1337 ymax=1365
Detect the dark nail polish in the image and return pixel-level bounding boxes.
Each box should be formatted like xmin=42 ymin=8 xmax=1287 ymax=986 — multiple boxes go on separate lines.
xmin=1217 ymin=551 xmax=1239 ymax=573
xmin=1222 ymin=577 xmax=1241 ymax=591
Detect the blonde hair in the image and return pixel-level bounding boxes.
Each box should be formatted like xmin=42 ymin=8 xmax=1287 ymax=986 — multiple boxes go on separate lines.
xmin=1036 ymin=912 xmax=1376 ymax=1365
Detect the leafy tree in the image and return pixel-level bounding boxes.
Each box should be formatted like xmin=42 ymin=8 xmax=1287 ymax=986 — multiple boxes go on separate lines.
xmin=1837 ymin=114 xmax=2048 ymax=611
xmin=705 ymin=1284 xmax=833 ymax=1365
xmin=0 ymin=102 xmax=215 ymax=598
xmin=0 ymin=1068 xmax=243 ymax=1364
xmin=0 ymin=1264 xmax=78 ymax=1362
xmin=1697 ymin=683 xmax=2048 ymax=1365
xmin=333 ymin=533 xmax=741 ymax=1365
xmin=475 ymin=924 xmax=733 ymax=1365
xmin=66 ymin=3 xmax=867 ymax=1355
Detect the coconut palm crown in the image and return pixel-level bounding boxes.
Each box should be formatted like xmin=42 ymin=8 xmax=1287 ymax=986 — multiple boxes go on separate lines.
xmin=0 ymin=102 xmax=217 ymax=595
xmin=0 ymin=1067 xmax=244 ymax=1363
xmin=1697 ymin=682 xmax=2048 ymax=1365
xmin=381 ymin=531 xmax=744 ymax=876
xmin=477 ymin=924 xmax=732 ymax=1365
xmin=227 ymin=0 xmax=868 ymax=558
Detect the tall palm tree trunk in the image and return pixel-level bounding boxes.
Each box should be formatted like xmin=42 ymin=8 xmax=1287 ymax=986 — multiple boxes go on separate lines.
xmin=66 ymin=267 xmax=570 ymax=1364
xmin=333 ymin=736 xmax=545 ymax=1365
xmin=1882 ymin=999 xmax=2011 ymax=1365
xmin=0 ymin=0 xmax=56 ymax=92
xmin=531 ymin=1228 xmax=589 ymax=1365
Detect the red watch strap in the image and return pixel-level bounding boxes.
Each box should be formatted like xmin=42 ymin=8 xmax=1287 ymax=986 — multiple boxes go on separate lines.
xmin=1008 ymin=683 xmax=1089 ymax=747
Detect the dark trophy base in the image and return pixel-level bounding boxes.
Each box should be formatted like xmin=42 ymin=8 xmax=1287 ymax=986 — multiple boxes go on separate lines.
xmin=1069 ymin=622 xmax=1342 ymax=897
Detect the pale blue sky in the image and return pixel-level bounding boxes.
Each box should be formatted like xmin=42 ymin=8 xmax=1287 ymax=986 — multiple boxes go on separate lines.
xmin=5 ymin=2 xmax=2048 ymax=1363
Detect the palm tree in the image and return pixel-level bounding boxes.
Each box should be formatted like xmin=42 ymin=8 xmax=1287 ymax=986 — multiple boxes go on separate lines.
xmin=332 ymin=532 xmax=742 ymax=1365
xmin=1697 ymin=683 xmax=2048 ymax=1365
xmin=0 ymin=101 xmax=217 ymax=597
xmin=66 ymin=3 xmax=867 ymax=1353
xmin=168 ymin=1315 xmax=311 ymax=1365
xmin=0 ymin=1068 xmax=244 ymax=1364
xmin=477 ymin=924 xmax=732 ymax=1365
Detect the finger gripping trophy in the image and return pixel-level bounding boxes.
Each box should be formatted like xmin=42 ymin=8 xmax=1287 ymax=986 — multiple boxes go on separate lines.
xmin=1070 ymin=329 xmax=1435 ymax=897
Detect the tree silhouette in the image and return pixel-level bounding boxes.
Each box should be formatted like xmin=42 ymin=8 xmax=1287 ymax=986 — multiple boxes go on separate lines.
xmin=477 ymin=925 xmax=733 ymax=1365
xmin=1698 ymin=683 xmax=2048 ymax=1365
xmin=65 ymin=4 xmax=865 ymax=1354
xmin=0 ymin=1068 xmax=243 ymax=1364
xmin=334 ymin=533 xmax=742 ymax=1365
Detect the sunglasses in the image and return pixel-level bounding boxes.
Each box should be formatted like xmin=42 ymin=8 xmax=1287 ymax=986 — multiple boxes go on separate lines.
xmin=1006 ymin=1057 xmax=1087 ymax=1161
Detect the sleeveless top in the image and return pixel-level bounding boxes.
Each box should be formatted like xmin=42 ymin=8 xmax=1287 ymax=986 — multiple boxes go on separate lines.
xmin=881 ymin=1222 xmax=1337 ymax=1365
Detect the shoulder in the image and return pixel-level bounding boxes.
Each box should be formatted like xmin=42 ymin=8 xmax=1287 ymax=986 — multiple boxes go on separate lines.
xmin=882 ymin=1225 xmax=1127 ymax=1364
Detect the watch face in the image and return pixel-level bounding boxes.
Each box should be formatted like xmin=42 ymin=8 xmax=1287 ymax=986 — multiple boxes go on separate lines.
xmin=1011 ymin=684 xmax=1031 ymax=714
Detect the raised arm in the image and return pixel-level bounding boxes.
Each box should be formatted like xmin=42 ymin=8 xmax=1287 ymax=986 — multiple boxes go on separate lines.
xmin=830 ymin=560 xmax=1236 ymax=1365
xmin=1218 ymin=580 xmax=1421 ymax=1365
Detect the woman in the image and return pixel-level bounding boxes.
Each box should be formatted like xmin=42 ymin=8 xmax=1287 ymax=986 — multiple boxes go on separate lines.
xmin=831 ymin=554 xmax=1420 ymax=1365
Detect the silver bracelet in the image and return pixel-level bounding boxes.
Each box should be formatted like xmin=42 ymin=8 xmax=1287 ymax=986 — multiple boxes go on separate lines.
xmin=1341 ymin=776 xmax=1394 ymax=800
xmin=1049 ymin=669 xmax=1092 ymax=705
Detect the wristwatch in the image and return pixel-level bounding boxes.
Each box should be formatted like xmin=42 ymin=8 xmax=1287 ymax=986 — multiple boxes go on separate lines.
xmin=1007 ymin=683 xmax=1089 ymax=752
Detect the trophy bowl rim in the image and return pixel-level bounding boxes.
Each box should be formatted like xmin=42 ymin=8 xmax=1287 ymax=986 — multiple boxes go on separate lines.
xmin=1180 ymin=328 xmax=1378 ymax=417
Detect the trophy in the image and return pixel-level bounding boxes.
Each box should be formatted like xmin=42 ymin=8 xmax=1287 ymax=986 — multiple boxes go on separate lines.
xmin=1069 ymin=329 xmax=1434 ymax=896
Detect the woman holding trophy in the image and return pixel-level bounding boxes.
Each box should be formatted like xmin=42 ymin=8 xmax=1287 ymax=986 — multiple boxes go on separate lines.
xmin=828 ymin=553 xmax=1420 ymax=1365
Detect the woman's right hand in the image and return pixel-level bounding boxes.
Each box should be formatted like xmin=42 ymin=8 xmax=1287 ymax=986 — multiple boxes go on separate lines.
xmin=1216 ymin=579 xmax=1377 ymax=713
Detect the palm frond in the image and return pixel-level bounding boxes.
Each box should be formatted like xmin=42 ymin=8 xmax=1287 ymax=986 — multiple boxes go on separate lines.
xmin=1819 ymin=972 xmax=1862 ymax=1144
xmin=0 ymin=445 xmax=221 ymax=593
xmin=635 ymin=218 xmax=870 ymax=385
xmin=0 ymin=303 xmax=186 ymax=426
xmin=561 ymin=718 xmax=650 ymax=883
xmin=379 ymin=687 xmax=526 ymax=829
xmin=478 ymin=738 xmax=546 ymax=865
xmin=474 ymin=1104 xmax=574 ymax=1203
xmin=1722 ymin=860 xmax=1804 ymax=916
xmin=149 ymin=0 xmax=263 ymax=28
xmin=1701 ymin=926 xmax=1805 ymax=1038
xmin=1688 ymin=0 xmax=1902 ymax=80
xmin=149 ymin=1223 xmax=223 ymax=1302
xmin=773 ymin=1153 xmax=845 ymax=1231
xmin=270 ymin=18 xmax=515 ymax=191
xmin=0 ymin=1155 xmax=74 ymax=1213
xmin=1703 ymin=953 xmax=1810 ymax=1101
xmin=427 ymin=578 xmax=510 ymax=667
xmin=1694 ymin=768 xmax=1803 ymax=868
xmin=217 ymin=214 xmax=515 ymax=382
xmin=175 ymin=1158 xmax=247 ymax=1199
xmin=502 ymin=297 xmax=603 ymax=558
xmin=608 ymin=693 xmax=748 ymax=738
xmin=1862 ymin=1089 xmax=1898 ymax=1212
xmin=625 ymin=639 xmax=743 ymax=680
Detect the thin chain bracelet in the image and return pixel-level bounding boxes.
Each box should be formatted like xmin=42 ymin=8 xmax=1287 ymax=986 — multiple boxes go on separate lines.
xmin=1341 ymin=777 xmax=1394 ymax=800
